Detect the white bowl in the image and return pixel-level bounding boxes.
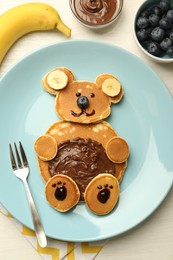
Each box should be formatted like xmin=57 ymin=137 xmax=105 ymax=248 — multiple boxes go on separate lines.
xmin=69 ymin=0 xmax=123 ymax=29
xmin=133 ymin=0 xmax=173 ymax=63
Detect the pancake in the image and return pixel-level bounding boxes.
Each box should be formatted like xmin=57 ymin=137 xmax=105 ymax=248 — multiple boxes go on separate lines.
xmin=34 ymin=135 xmax=57 ymax=161
xmin=42 ymin=67 xmax=74 ymax=95
xmin=45 ymin=174 xmax=80 ymax=212
xmin=36 ymin=121 xmax=127 ymax=186
xmin=84 ymin=173 xmax=120 ymax=215
xmin=55 ymin=80 xmax=111 ymax=124
xmin=35 ymin=68 xmax=129 ymax=215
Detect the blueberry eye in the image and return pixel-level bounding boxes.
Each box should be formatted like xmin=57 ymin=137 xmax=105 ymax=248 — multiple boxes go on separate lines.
xmin=90 ymin=93 xmax=95 ymax=98
xmin=76 ymin=92 xmax=81 ymax=97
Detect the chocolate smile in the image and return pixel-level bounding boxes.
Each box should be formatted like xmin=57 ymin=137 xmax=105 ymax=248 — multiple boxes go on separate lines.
xmin=71 ymin=109 xmax=95 ymax=117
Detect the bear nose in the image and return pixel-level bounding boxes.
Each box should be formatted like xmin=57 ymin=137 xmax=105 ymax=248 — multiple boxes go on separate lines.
xmin=77 ymin=96 xmax=89 ymax=109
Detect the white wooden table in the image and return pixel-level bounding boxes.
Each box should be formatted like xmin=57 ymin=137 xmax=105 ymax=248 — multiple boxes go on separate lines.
xmin=0 ymin=0 xmax=173 ymax=259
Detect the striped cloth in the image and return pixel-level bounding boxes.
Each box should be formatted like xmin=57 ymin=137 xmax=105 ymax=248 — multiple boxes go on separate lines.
xmin=0 ymin=204 xmax=108 ymax=260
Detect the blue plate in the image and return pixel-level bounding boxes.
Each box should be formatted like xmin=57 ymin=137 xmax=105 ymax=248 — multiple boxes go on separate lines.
xmin=0 ymin=40 xmax=173 ymax=242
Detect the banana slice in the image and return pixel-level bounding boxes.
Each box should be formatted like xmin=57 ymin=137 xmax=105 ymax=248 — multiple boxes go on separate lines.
xmin=47 ymin=70 xmax=68 ymax=90
xmin=102 ymin=78 xmax=121 ymax=97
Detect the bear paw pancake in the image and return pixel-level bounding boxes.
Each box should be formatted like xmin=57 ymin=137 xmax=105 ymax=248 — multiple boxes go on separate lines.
xmin=84 ymin=174 xmax=120 ymax=215
xmin=34 ymin=135 xmax=57 ymax=161
xmin=106 ymin=137 xmax=129 ymax=163
xmin=45 ymin=175 xmax=80 ymax=212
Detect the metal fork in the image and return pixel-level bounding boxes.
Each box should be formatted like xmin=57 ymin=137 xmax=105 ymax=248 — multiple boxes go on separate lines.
xmin=9 ymin=142 xmax=47 ymax=248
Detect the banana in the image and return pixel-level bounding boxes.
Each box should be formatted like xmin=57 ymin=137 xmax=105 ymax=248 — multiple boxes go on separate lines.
xmin=47 ymin=70 xmax=68 ymax=90
xmin=102 ymin=78 xmax=121 ymax=97
xmin=0 ymin=2 xmax=71 ymax=63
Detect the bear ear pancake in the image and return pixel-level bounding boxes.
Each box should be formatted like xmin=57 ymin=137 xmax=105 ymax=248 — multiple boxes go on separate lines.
xmin=42 ymin=67 xmax=75 ymax=95
xmin=96 ymin=74 xmax=124 ymax=103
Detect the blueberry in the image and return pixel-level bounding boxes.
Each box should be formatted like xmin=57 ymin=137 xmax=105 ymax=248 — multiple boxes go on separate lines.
xmin=149 ymin=14 xmax=160 ymax=27
xmin=151 ymin=6 xmax=163 ymax=17
xmin=159 ymin=17 xmax=172 ymax=29
xmin=167 ymin=45 xmax=173 ymax=57
xmin=169 ymin=31 xmax=173 ymax=41
xmin=136 ymin=17 xmax=150 ymax=28
xmin=166 ymin=9 xmax=173 ymax=22
xmin=166 ymin=27 xmax=173 ymax=36
xmin=136 ymin=28 xmax=151 ymax=42
xmin=147 ymin=42 xmax=162 ymax=56
xmin=77 ymin=96 xmax=89 ymax=109
xmin=141 ymin=9 xmax=152 ymax=18
xmin=141 ymin=40 xmax=151 ymax=49
xmin=150 ymin=27 xmax=166 ymax=42
xmin=159 ymin=0 xmax=171 ymax=14
xmin=160 ymin=37 xmax=172 ymax=50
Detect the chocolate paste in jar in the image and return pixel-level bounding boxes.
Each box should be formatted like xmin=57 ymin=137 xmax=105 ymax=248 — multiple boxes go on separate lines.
xmin=72 ymin=0 xmax=117 ymax=25
xmin=48 ymin=137 xmax=115 ymax=201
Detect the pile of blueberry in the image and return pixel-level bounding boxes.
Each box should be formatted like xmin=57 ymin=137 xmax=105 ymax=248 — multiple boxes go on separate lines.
xmin=136 ymin=0 xmax=173 ymax=58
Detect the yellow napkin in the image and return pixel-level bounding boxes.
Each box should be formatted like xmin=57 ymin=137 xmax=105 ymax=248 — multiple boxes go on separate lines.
xmin=0 ymin=203 xmax=108 ymax=259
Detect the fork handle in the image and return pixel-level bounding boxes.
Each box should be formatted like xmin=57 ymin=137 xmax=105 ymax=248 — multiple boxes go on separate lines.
xmin=23 ymin=179 xmax=47 ymax=248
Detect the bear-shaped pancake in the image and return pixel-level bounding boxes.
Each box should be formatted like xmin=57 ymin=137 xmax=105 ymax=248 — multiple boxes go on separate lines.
xmin=34 ymin=67 xmax=129 ymax=215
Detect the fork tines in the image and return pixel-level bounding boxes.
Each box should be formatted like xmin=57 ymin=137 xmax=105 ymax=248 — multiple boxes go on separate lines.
xmin=9 ymin=142 xmax=29 ymax=170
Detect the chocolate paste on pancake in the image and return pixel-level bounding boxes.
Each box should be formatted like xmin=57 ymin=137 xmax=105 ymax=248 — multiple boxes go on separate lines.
xmin=72 ymin=0 xmax=117 ymax=25
xmin=48 ymin=137 xmax=115 ymax=201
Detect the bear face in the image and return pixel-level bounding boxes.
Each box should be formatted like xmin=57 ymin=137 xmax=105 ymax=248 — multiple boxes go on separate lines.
xmin=42 ymin=67 xmax=124 ymax=124
xmin=55 ymin=81 xmax=111 ymax=123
